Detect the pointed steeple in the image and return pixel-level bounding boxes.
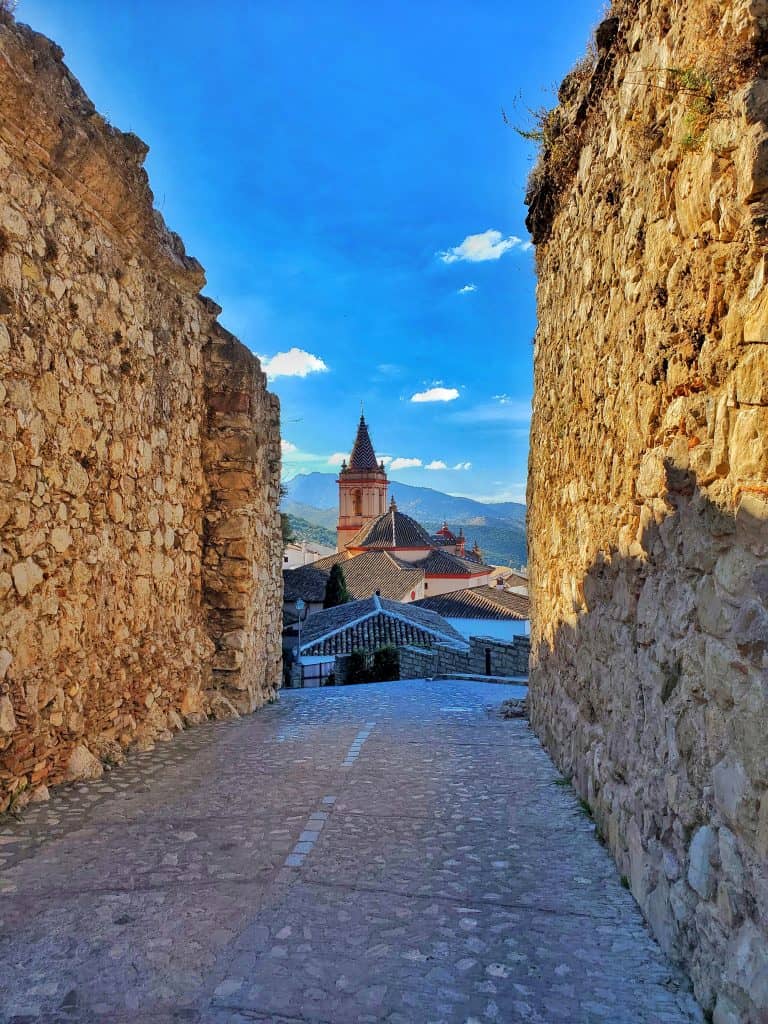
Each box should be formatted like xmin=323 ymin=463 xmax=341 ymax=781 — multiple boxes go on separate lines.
xmin=348 ymin=414 xmax=379 ymax=471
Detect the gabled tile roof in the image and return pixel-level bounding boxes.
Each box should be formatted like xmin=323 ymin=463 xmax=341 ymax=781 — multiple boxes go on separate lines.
xmin=284 ymin=550 xmax=424 ymax=603
xmin=349 ymin=504 xmax=433 ymax=550
xmin=413 ymin=585 xmax=530 ymax=620
xmin=298 ymin=594 xmax=467 ymax=656
xmin=414 ymin=549 xmax=492 ymax=577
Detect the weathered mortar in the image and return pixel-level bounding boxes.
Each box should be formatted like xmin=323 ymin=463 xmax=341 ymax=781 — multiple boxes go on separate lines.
xmin=0 ymin=16 xmax=282 ymax=810
xmin=527 ymin=1 xmax=767 ymax=1020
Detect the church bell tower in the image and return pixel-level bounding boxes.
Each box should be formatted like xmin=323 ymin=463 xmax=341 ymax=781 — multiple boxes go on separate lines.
xmin=336 ymin=414 xmax=388 ymax=551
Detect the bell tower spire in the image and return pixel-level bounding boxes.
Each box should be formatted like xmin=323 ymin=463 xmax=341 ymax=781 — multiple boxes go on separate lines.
xmin=336 ymin=412 xmax=388 ymax=551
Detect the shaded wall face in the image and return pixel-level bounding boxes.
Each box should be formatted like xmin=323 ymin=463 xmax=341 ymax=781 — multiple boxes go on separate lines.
xmin=0 ymin=17 xmax=282 ymax=809
xmin=527 ymin=1 xmax=767 ymax=1019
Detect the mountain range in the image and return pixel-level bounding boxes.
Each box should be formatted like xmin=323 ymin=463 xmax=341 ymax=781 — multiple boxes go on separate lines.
xmin=282 ymin=473 xmax=527 ymax=568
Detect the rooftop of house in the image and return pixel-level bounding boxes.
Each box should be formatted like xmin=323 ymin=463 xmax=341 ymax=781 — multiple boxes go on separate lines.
xmin=297 ymin=594 xmax=467 ymax=656
xmin=413 ymin=585 xmax=530 ymax=620
xmin=285 ymin=549 xmax=423 ymax=603
xmin=414 ymin=549 xmax=492 ymax=577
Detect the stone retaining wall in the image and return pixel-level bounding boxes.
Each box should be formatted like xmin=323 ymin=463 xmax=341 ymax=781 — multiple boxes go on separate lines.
xmin=527 ymin=1 xmax=768 ymax=1019
xmin=0 ymin=15 xmax=282 ymax=811
xmin=399 ymin=636 xmax=530 ymax=680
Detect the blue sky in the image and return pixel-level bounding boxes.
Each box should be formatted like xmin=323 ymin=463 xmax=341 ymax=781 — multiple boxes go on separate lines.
xmin=21 ymin=1 xmax=597 ymax=503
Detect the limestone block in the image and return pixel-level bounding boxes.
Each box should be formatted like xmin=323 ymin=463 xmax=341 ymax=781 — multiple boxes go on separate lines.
xmin=1 ymin=204 xmax=28 ymax=238
xmin=712 ymin=995 xmax=745 ymax=1024
xmin=636 ymin=450 xmax=667 ymax=499
xmin=36 ymin=371 xmax=61 ymax=421
xmin=49 ymin=526 xmax=73 ymax=553
xmin=64 ymin=460 xmax=90 ymax=497
xmin=736 ymin=126 xmax=768 ymax=204
xmin=696 ymin=576 xmax=732 ymax=637
xmin=687 ymin=826 xmax=717 ymax=899
xmin=11 ymin=557 xmax=44 ymax=597
xmin=713 ymin=757 xmax=752 ymax=829
xmin=0 ymin=445 xmax=17 ymax=482
xmin=717 ymin=828 xmax=744 ymax=888
xmin=65 ymin=744 xmax=103 ymax=782
xmin=714 ymin=547 xmax=757 ymax=596
xmin=735 ymin=347 xmax=768 ymax=404
xmin=735 ymin=491 xmax=768 ymax=551
xmin=728 ymin=921 xmax=768 ymax=1012
xmin=0 ymin=695 xmax=17 ymax=735
xmin=730 ymin=408 xmax=768 ymax=478
xmin=744 ymin=288 xmax=768 ymax=343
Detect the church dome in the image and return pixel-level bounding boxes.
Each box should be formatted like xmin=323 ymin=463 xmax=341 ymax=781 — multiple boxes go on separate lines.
xmin=350 ymin=498 xmax=433 ymax=550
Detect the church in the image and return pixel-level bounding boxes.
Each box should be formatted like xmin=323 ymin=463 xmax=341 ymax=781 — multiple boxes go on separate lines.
xmin=310 ymin=413 xmax=493 ymax=600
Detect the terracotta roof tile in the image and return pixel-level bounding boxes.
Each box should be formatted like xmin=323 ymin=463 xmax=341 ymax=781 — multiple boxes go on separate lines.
xmin=284 ymin=551 xmax=423 ymax=603
xmin=348 ymin=505 xmax=433 ymax=550
xmin=415 ymin=550 xmax=492 ymax=576
xmin=413 ymin=585 xmax=530 ymax=620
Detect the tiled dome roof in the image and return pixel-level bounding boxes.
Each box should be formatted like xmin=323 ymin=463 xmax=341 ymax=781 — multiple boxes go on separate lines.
xmin=350 ymin=499 xmax=433 ymax=550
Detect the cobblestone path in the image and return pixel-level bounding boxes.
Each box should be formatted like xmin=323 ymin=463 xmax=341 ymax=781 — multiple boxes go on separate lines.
xmin=0 ymin=680 xmax=703 ymax=1024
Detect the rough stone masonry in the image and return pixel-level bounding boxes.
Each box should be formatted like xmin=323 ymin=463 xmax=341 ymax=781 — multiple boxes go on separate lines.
xmin=0 ymin=15 xmax=282 ymax=812
xmin=527 ymin=1 xmax=767 ymax=1021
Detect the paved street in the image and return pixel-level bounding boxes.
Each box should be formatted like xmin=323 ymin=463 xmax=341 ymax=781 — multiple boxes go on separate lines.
xmin=0 ymin=680 xmax=702 ymax=1024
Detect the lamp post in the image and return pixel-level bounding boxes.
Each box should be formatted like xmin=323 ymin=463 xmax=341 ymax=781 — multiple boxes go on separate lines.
xmin=295 ymin=599 xmax=306 ymax=687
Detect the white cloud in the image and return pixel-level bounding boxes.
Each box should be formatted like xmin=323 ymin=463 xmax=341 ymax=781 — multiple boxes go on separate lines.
xmin=410 ymin=386 xmax=460 ymax=403
xmin=390 ymin=457 xmax=422 ymax=471
xmin=453 ymin=461 xmax=472 ymax=471
xmin=521 ymin=240 xmax=534 ymax=252
xmin=457 ymin=284 xmax=477 ymax=295
xmin=327 ymin=452 xmax=349 ymax=466
xmin=438 ymin=229 xmax=522 ymax=264
xmin=259 ymin=347 xmax=329 ymax=380
xmin=376 ymin=363 xmax=402 ymax=377
xmin=380 ymin=456 xmax=393 ymax=466
xmin=425 ymin=460 xmax=448 ymax=470
xmin=281 ymin=439 xmax=298 ymax=453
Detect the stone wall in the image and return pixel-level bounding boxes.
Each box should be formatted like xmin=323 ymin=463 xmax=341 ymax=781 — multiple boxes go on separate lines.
xmin=398 ymin=636 xmax=530 ymax=680
xmin=527 ymin=2 xmax=767 ymax=1020
xmin=0 ymin=16 xmax=282 ymax=811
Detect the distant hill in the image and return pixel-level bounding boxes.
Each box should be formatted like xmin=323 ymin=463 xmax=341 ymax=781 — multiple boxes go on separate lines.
xmin=282 ymin=473 xmax=527 ymax=568
xmin=286 ymin=514 xmax=336 ymax=549
xmin=283 ymin=473 xmax=526 ymax=526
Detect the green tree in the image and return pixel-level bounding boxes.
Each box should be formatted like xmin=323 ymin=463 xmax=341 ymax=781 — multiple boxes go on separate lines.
xmin=346 ymin=649 xmax=370 ymax=684
xmin=279 ymin=485 xmax=294 ymax=545
xmin=372 ymin=645 xmax=399 ymax=682
xmin=323 ymin=563 xmax=351 ymax=608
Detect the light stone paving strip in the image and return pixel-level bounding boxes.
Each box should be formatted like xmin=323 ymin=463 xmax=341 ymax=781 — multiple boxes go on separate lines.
xmin=285 ymin=797 xmax=337 ymax=868
xmin=342 ymin=721 xmax=376 ymax=767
